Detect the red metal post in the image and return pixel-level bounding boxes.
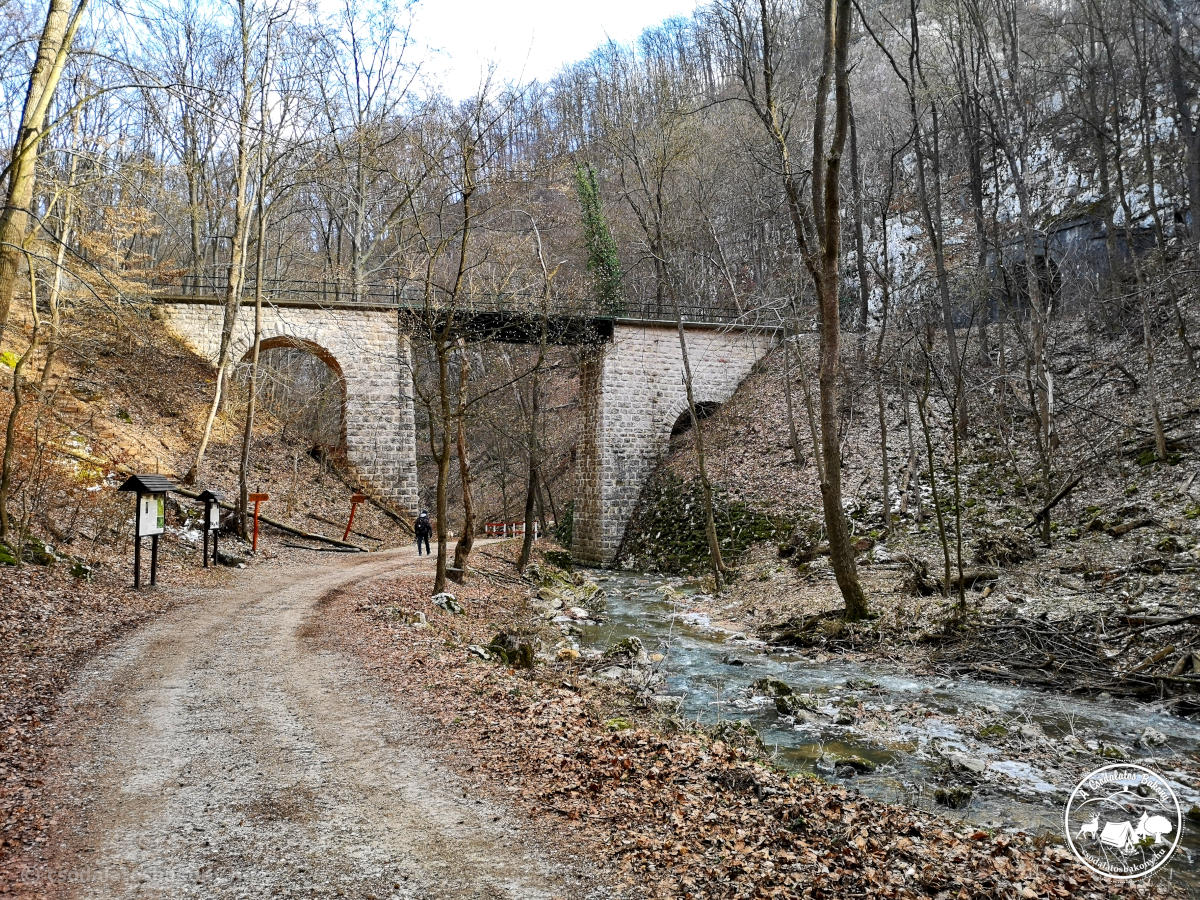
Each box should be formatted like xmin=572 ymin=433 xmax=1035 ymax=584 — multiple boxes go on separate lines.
xmin=343 ymin=500 xmax=359 ymax=541
xmin=252 ymin=500 xmax=261 ymax=552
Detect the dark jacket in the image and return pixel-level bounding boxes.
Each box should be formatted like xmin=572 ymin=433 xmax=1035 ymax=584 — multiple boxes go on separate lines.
xmin=414 ymin=514 xmax=432 ymax=538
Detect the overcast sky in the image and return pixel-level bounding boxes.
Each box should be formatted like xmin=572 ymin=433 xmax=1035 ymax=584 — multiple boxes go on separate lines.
xmin=408 ymin=0 xmax=702 ymax=99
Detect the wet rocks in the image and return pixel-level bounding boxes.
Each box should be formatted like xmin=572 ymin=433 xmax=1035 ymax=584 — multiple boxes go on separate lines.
xmin=945 ymin=751 xmax=987 ymax=776
xmin=530 ymin=564 xmax=606 ymax=622
xmin=775 ymin=693 xmax=819 ymax=717
xmin=934 ymin=784 xmax=974 ymax=809
xmin=833 ymin=755 xmax=876 ymax=775
xmin=604 ymin=636 xmax=650 ymax=667
xmin=1017 ymin=723 xmax=1044 ymax=743
xmin=750 ymin=677 xmax=793 ymax=699
xmin=1137 ymin=727 xmax=1168 ymax=747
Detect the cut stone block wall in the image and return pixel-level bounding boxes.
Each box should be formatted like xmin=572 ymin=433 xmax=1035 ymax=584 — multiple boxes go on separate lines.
xmin=571 ymin=323 xmax=773 ymax=565
xmin=159 ymin=303 xmax=418 ymax=512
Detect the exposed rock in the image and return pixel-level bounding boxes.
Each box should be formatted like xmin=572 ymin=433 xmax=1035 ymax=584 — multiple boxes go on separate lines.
xmin=934 ymin=784 xmax=974 ymax=809
xmin=775 ymin=693 xmax=818 ymax=717
xmin=1018 ymin=724 xmax=1044 ymax=742
xmin=751 ymin=677 xmax=793 ymax=699
xmin=1138 ymin=727 xmax=1168 ymax=747
xmin=833 ymin=755 xmax=876 ymax=774
xmin=946 ymin=752 xmax=987 ymax=776
xmin=487 ymin=632 xmax=536 ymax=668
xmin=432 ymin=593 xmax=464 ymax=615
xmin=603 ymin=636 xmax=650 ymax=666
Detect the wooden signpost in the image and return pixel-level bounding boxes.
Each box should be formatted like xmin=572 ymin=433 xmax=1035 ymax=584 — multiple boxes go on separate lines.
xmin=198 ymin=489 xmax=222 ymax=567
xmin=248 ymin=492 xmax=269 ymax=552
xmin=118 ymin=474 xmax=176 ymax=588
xmin=343 ymin=493 xmax=368 ymax=541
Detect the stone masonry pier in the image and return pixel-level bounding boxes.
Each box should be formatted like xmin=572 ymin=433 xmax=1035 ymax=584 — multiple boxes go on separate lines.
xmin=570 ymin=323 xmax=774 ymax=565
xmin=157 ymin=299 xmax=418 ymax=512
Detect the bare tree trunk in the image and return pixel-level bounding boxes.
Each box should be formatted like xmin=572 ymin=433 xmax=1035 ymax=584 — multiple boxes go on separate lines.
xmin=781 ymin=320 xmax=804 ymax=466
xmin=186 ymin=0 xmax=256 ymax=484
xmin=735 ymin=0 xmax=868 ymax=618
xmin=517 ymin=369 xmax=539 ymax=571
xmin=451 ymin=339 xmax=475 ymax=576
xmin=238 ymin=197 xmax=267 ymax=536
xmin=672 ymin=286 xmax=726 ymax=586
xmin=1 ymin=260 xmax=42 ymax=547
xmin=0 ymin=0 xmax=90 ymax=338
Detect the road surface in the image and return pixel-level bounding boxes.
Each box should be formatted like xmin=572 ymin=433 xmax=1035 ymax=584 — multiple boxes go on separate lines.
xmin=39 ymin=546 xmax=599 ymax=899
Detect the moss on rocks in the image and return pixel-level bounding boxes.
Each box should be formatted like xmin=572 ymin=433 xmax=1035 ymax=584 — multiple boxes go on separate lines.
xmin=622 ymin=473 xmax=791 ymax=575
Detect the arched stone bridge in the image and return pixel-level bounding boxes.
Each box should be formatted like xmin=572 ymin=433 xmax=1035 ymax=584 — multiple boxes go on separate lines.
xmin=152 ymin=285 xmax=773 ymax=564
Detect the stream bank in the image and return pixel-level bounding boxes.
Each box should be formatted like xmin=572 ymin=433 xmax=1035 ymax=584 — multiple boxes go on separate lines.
xmin=576 ymin=570 xmax=1200 ymax=890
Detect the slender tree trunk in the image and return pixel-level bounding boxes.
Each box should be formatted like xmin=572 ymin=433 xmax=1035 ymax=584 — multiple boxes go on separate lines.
xmin=1 ymin=262 xmax=42 ymax=547
xmin=781 ymin=320 xmax=804 ymax=466
xmin=186 ymin=3 xmax=256 ymax=484
xmin=673 ymin=297 xmax=726 ymax=586
xmin=0 ymin=0 xmax=90 ymax=338
xmin=451 ymin=339 xmax=475 ymax=576
xmin=433 ymin=338 xmax=453 ymax=594
xmin=238 ymin=199 xmax=267 ymax=537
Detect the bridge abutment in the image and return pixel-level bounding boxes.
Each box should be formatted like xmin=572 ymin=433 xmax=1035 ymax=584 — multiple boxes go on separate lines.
xmin=571 ymin=323 xmax=773 ymax=565
xmin=158 ymin=301 xmax=418 ymax=512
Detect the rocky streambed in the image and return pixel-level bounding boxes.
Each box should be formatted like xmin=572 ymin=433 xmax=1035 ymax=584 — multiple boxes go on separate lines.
xmin=557 ymin=570 xmax=1200 ymax=890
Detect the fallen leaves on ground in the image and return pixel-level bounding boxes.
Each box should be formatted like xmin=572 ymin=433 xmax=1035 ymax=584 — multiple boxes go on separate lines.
xmin=317 ymin=549 xmax=1180 ymax=899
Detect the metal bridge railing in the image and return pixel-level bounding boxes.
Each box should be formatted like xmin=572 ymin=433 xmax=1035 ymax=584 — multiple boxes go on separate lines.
xmin=146 ymin=274 xmax=751 ymax=327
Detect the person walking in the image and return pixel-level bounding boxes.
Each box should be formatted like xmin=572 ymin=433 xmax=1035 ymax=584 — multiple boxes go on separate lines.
xmin=414 ymin=509 xmax=432 ymax=556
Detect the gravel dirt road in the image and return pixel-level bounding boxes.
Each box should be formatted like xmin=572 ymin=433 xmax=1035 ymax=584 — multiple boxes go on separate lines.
xmin=37 ymin=545 xmax=602 ymax=899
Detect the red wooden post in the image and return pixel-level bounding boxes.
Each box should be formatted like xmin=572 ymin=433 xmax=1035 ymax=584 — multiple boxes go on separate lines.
xmin=248 ymin=493 xmax=269 ymax=552
xmin=344 ymin=493 xmax=367 ymax=541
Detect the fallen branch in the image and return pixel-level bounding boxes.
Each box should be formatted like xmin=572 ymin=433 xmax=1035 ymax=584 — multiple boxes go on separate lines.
xmin=1122 ymin=645 xmax=1177 ymax=678
xmin=1107 ymin=516 xmax=1155 ymax=537
xmin=173 ymin=486 xmax=367 ymax=552
xmin=1024 ymin=473 xmax=1085 ymax=529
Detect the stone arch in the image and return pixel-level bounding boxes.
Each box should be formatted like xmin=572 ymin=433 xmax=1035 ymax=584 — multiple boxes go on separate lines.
xmin=668 ymin=399 xmax=721 ymax=439
xmin=236 ymin=335 xmax=349 ymax=452
xmin=157 ymin=300 xmax=418 ymax=511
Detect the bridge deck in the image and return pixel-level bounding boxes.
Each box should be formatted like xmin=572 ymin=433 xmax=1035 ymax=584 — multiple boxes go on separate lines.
xmin=147 ymin=276 xmax=768 ymax=345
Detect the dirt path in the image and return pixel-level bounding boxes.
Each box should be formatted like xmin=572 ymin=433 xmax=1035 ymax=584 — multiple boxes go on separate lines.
xmin=36 ymin=546 xmax=602 ymax=899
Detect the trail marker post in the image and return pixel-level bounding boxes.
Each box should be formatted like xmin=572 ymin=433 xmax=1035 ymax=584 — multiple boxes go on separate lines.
xmin=248 ymin=493 xmax=269 ymax=552
xmin=198 ymin=489 xmax=221 ymax=567
xmin=117 ymin=474 xmax=176 ymax=589
xmin=344 ymin=493 xmax=367 ymax=542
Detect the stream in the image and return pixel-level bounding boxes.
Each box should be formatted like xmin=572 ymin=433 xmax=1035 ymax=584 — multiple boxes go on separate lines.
xmin=578 ymin=571 xmax=1200 ymax=889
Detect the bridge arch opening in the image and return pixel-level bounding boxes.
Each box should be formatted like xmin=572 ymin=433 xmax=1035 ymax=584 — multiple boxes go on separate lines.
xmin=669 ymin=400 xmax=720 ymax=441
xmin=235 ymin=337 xmax=347 ymax=453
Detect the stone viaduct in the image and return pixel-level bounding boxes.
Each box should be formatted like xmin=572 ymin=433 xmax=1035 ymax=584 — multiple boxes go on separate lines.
xmin=157 ymin=298 xmax=419 ymax=512
xmin=154 ymin=293 xmax=773 ymax=564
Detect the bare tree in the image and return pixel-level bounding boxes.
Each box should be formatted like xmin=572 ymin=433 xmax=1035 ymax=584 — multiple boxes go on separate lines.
xmin=721 ymin=0 xmax=869 ymax=619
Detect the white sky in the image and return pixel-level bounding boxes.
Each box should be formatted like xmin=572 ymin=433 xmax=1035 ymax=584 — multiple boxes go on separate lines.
xmin=409 ymin=0 xmax=702 ymax=99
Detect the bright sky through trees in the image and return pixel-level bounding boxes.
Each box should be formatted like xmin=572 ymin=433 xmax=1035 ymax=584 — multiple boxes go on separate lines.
xmin=409 ymin=0 xmax=702 ymax=98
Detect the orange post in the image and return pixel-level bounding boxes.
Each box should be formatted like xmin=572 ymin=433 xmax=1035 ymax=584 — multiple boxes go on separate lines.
xmin=344 ymin=493 xmax=367 ymax=541
xmin=248 ymin=492 xmax=269 ymax=552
